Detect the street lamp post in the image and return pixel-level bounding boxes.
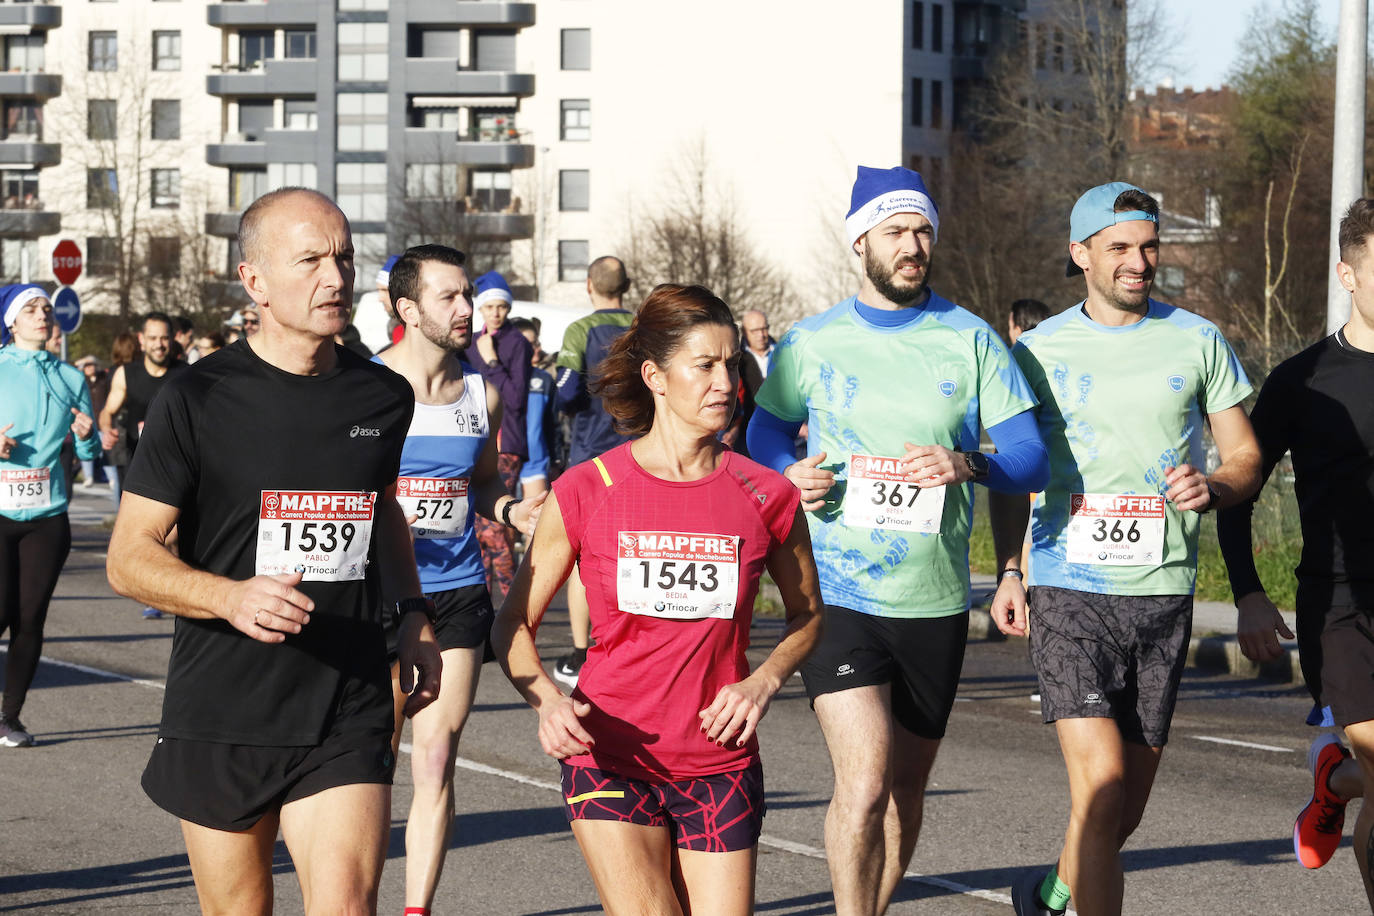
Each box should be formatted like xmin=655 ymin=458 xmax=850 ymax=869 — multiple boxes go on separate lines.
xmin=1327 ymin=0 xmax=1368 ymax=335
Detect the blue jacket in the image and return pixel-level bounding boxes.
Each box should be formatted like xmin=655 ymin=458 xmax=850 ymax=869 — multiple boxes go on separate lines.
xmin=0 ymin=346 xmax=98 ymax=521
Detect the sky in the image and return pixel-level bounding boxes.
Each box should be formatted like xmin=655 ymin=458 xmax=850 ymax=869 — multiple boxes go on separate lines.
xmin=1152 ymin=0 xmax=1340 ymax=91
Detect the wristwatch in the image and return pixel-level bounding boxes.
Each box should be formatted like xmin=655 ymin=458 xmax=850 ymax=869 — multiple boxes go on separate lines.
xmin=395 ymin=596 xmax=436 ymax=624
xmin=500 ymin=497 xmax=517 ymax=528
xmin=998 ymin=569 xmax=1024 ymax=582
xmin=961 ymin=450 xmax=990 ymax=481
xmin=1197 ymin=481 xmax=1221 ymax=514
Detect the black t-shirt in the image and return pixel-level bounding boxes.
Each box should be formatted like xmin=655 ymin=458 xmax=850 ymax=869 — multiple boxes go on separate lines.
xmin=124 ymin=340 xmax=414 ymax=745
xmin=120 ymin=359 xmax=185 ymax=458
xmin=1217 ymin=331 xmax=1374 ymax=607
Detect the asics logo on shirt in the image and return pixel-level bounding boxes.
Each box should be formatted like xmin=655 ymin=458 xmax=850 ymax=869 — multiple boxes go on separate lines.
xmin=350 ymin=425 xmax=381 ymax=438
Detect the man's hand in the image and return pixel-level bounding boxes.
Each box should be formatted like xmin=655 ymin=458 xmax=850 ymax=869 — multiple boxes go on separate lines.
xmin=1164 ymin=464 xmax=1210 ymax=511
xmin=224 ymin=571 xmax=314 ymax=643
xmin=784 ymin=451 xmax=834 ymax=511
xmin=476 ymin=333 xmax=497 ymax=364
xmin=397 ymin=611 xmax=443 ymax=717
xmin=0 ymin=423 xmax=14 ymax=460
xmin=1236 ymin=591 xmax=1295 ymax=662
xmin=100 ymin=427 xmax=120 ymax=451
xmin=70 ymin=407 xmax=93 ymax=441
xmin=537 ymin=695 xmax=595 ymax=759
xmin=989 ymin=573 xmax=1028 ymax=638
xmin=901 ymin=443 xmax=972 ymax=488
xmin=699 ymin=674 xmax=774 ymax=748
xmin=510 ymin=492 xmax=547 ymax=538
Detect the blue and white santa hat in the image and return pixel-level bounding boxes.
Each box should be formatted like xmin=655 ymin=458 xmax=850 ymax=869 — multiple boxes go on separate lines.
xmin=2 ymin=283 xmax=49 ymax=330
xmin=473 ymin=271 xmax=513 ymax=308
xmin=844 ymin=165 xmax=940 ymax=247
xmin=375 ymin=254 xmax=400 ymax=288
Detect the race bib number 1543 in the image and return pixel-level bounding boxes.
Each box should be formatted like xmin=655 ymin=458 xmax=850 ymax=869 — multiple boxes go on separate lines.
xmin=616 ymin=530 xmax=740 ymax=620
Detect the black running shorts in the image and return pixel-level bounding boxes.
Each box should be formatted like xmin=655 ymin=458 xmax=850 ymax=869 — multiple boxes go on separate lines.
xmin=800 ymin=605 xmax=968 ymax=739
xmin=142 ymin=723 xmax=396 ymax=832
xmin=385 ymin=583 xmax=495 ymax=661
xmin=1295 ymin=594 xmax=1374 ymax=728
xmin=1028 ymin=585 xmax=1192 ymax=747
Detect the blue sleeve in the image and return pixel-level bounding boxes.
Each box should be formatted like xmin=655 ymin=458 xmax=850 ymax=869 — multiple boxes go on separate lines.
xmin=746 ymin=407 xmax=802 ymax=475
xmin=983 ymin=410 xmax=1049 ymax=493
xmin=523 ymin=389 xmax=549 ymax=480
xmin=554 ymin=366 xmax=587 ymax=413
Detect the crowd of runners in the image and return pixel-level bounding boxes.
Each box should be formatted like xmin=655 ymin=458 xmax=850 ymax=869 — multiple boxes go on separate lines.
xmin=1 ymin=168 xmax=1372 ymax=916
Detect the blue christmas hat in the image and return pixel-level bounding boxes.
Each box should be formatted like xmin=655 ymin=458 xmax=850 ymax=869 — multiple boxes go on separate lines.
xmin=375 ymin=254 xmax=401 ymax=288
xmin=845 ymin=166 xmax=940 ymax=246
xmin=473 ymin=271 xmax=513 ymax=308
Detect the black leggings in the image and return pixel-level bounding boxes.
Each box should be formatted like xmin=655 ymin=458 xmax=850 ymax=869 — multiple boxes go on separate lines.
xmin=0 ymin=513 xmax=71 ymax=720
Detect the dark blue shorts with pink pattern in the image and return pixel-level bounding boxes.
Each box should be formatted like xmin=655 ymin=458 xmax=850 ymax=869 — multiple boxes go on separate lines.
xmin=559 ymin=761 xmax=765 ymax=852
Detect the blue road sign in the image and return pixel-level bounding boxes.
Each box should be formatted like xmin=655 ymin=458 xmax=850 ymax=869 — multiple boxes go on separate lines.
xmin=53 ymin=286 xmax=81 ymax=334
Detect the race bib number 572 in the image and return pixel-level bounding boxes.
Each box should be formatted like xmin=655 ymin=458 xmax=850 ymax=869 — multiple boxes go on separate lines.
xmin=616 ymin=531 xmax=740 ymax=620
xmin=256 ymin=490 xmax=376 ymax=581
xmin=1065 ymin=493 xmax=1166 ymax=566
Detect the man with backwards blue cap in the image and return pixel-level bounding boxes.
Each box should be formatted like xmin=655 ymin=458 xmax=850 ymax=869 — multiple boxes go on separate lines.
xmin=748 ymin=166 xmax=1050 ymax=915
xmin=988 ymin=182 xmax=1261 ymax=916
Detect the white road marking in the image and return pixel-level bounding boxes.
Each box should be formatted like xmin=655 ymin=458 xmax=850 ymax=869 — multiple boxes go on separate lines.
xmin=37 ymin=650 xmax=1021 ymax=909
xmin=1190 ymin=735 xmax=1293 ymax=753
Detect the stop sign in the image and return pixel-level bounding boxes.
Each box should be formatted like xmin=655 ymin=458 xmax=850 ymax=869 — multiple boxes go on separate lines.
xmin=52 ymin=239 xmax=82 ymax=286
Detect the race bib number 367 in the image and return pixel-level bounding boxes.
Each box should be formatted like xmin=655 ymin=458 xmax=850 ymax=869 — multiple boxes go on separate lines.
xmin=256 ymin=490 xmax=376 ymax=581
xmin=616 ymin=531 xmax=740 ymax=620
xmin=1065 ymin=493 xmax=1166 ymax=566
xmin=0 ymin=468 xmax=50 ymax=511
xmin=842 ymin=453 xmax=945 ymax=533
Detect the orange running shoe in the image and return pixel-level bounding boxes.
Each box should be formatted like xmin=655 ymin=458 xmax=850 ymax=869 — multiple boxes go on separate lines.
xmin=1293 ymin=733 xmax=1351 ymax=869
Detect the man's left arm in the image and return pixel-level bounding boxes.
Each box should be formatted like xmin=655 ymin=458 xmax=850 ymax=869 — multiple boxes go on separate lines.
xmin=1164 ymin=404 xmax=1261 ymax=511
xmin=375 ymin=487 xmax=442 ymax=717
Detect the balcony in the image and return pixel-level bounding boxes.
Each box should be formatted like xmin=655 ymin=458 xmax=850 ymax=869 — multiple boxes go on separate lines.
xmin=403 ymin=60 xmax=533 ymax=97
xmin=406 ymin=1 xmax=535 ymax=27
xmin=206 ymin=129 xmax=318 ymax=166
xmin=205 ymin=211 xmax=242 ymax=238
xmin=0 ymin=73 xmax=61 ymax=100
xmin=0 ymin=206 xmax=58 ymax=238
xmin=207 ymin=1 xmax=318 ymax=27
xmin=0 ymin=3 xmax=60 ymax=29
xmin=207 ymin=59 xmax=317 ymax=97
xmin=464 ymin=210 xmax=531 ymax=239
xmin=0 ymin=140 xmax=59 ymax=167
xmin=403 ymin=129 xmax=534 ymax=167
xmin=406 ymin=198 xmax=532 ymax=240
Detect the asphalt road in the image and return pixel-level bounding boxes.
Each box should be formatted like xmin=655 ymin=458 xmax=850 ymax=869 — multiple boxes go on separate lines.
xmin=1 ymin=487 xmax=1369 ymax=914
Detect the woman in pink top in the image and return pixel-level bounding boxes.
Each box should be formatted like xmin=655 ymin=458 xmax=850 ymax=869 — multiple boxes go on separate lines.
xmin=494 ymin=284 xmax=822 ymax=915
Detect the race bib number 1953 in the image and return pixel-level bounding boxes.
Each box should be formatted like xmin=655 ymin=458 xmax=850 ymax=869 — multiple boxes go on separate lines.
xmin=256 ymin=490 xmax=376 ymax=581
xmin=842 ymin=453 xmax=945 ymax=533
xmin=0 ymin=468 xmax=50 ymax=511
xmin=1065 ymin=493 xmax=1166 ymax=566
xmin=616 ymin=531 xmax=740 ymax=620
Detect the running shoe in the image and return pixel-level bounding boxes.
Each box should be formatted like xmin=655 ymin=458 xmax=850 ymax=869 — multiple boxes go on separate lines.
xmin=0 ymin=714 xmax=34 ymax=748
xmin=141 ymin=606 xmax=163 ymax=620
xmin=1012 ymin=870 xmax=1065 ymax=916
xmin=1294 ymin=733 xmax=1352 ymax=868
xmin=553 ymin=651 xmax=583 ymax=689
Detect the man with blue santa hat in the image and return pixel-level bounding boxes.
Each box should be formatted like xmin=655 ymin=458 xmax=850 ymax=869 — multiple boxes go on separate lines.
xmin=747 ymin=166 xmax=1049 ymax=915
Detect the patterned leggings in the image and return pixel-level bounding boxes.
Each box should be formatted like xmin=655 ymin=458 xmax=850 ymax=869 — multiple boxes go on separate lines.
xmin=474 ymin=453 xmax=521 ymax=603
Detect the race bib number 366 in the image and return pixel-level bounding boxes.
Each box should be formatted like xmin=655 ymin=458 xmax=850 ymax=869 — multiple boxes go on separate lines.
xmin=842 ymin=454 xmax=945 ymax=533
xmin=396 ymin=476 xmax=469 ymax=539
xmin=1065 ymin=493 xmax=1166 ymax=566
xmin=0 ymin=468 xmax=50 ymax=511
xmin=615 ymin=531 xmax=740 ymax=620
xmin=256 ymin=490 xmax=376 ymax=581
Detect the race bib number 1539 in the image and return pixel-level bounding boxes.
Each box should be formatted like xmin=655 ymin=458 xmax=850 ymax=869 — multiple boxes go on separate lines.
xmin=256 ymin=490 xmax=376 ymax=581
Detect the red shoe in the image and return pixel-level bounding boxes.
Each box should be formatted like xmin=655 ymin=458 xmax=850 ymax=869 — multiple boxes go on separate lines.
xmin=1293 ymin=733 xmax=1351 ymax=868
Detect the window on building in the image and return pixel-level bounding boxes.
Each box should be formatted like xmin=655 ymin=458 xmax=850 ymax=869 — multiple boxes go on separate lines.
xmin=88 ymin=99 xmax=117 ymax=140
xmin=148 ymin=237 xmax=180 ymax=277
xmin=930 ymin=80 xmax=943 ymax=129
xmin=561 ymin=29 xmax=590 ymax=70
xmin=89 ymin=31 xmax=117 ymax=71
xmin=153 ymin=31 xmax=181 ymax=71
xmin=2 ymin=170 xmax=38 ymax=210
xmin=474 ymin=109 xmax=516 ymax=141
xmin=237 ymin=100 xmax=273 ymax=136
xmin=87 ymin=237 xmax=118 ymax=277
xmin=229 ymin=168 xmax=268 ymax=210
xmin=239 ymin=30 xmax=274 ymax=70
xmin=267 ymin=162 xmax=317 ymax=189
xmin=559 ymin=169 xmax=589 ymax=212
xmin=0 ymin=239 xmax=35 ymax=281
xmin=560 ymin=99 xmax=590 ymax=141
xmin=284 ymin=99 xmax=317 ymax=130
xmin=1052 ymin=28 xmax=1065 ymax=72
xmin=411 ymin=28 xmax=462 ymax=58
xmin=335 ymin=162 xmax=387 ymax=222
xmin=4 ymin=35 xmax=43 ymax=72
xmin=931 ymin=4 xmax=943 ymax=53
xmin=406 ymin=163 xmax=458 ymax=199
xmin=285 ymin=30 xmax=316 ymax=59
xmin=559 ymin=240 xmax=589 ymax=282
xmin=338 ymin=22 xmax=387 ymax=81
xmin=337 ymin=93 xmax=387 ymax=151
xmin=338 ymin=0 xmax=387 ymax=9
xmin=470 ymin=169 xmax=511 ymax=211
xmin=910 ymin=78 xmax=923 ymax=127
xmin=152 ymin=169 xmax=180 ymax=208
xmin=473 ymin=29 xmax=516 ymax=71
xmin=912 ymin=2 xmax=924 ymax=49
xmin=152 ymin=99 xmax=180 ymax=140
xmin=1034 ymin=24 xmax=1047 ymax=70
xmin=409 ymin=106 xmax=460 ymax=129
xmin=87 ymin=168 xmax=117 ymax=209
xmin=3 ymin=101 xmax=41 ymax=140
xmin=354 ymin=232 xmax=388 ymax=284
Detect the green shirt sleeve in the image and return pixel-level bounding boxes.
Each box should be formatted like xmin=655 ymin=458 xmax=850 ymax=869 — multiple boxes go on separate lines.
xmin=753 ymin=328 xmax=809 ymax=423
xmin=555 ymin=318 xmax=590 ymax=372
xmin=975 ymin=327 xmax=1037 ymax=429
xmin=1200 ymin=324 xmax=1253 ymax=415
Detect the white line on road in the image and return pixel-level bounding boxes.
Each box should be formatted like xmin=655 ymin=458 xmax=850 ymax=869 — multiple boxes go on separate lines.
xmin=37 ymin=650 xmax=1018 ymax=909
xmin=1189 ymin=735 xmax=1293 ymax=753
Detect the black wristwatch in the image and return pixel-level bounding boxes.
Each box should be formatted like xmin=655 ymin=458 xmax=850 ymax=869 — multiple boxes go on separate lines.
xmin=961 ymin=450 xmax=990 ymax=482
xmin=395 ymin=596 xmax=436 ymax=624
xmin=500 ymin=497 xmax=517 ymax=528
xmin=1197 ymin=481 xmax=1221 ymax=514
